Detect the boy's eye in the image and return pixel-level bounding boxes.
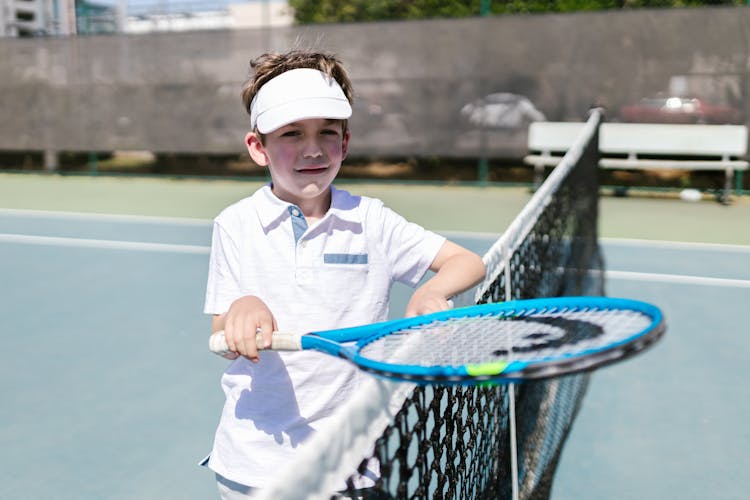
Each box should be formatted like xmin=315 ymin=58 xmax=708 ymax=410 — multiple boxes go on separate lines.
xmin=321 ymin=128 xmax=340 ymax=136
xmin=280 ymin=130 xmax=301 ymax=137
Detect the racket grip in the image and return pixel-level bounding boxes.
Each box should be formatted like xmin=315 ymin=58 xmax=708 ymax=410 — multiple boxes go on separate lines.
xmin=209 ymin=330 xmax=302 ymax=356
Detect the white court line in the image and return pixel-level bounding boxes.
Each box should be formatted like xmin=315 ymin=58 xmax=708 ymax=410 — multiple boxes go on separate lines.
xmin=2 ymin=232 xmax=748 ymax=288
xmin=0 ymin=233 xmax=209 ymax=254
xmin=602 ymin=237 xmax=750 ymax=253
xmin=0 ymin=207 xmax=212 ymax=226
xmin=605 ymin=270 xmax=750 ymax=288
xmin=0 ymin=209 xmax=501 ymax=238
xmin=3 ymin=209 xmax=748 ymax=253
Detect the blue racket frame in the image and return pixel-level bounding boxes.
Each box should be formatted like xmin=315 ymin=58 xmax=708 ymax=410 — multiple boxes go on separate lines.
xmin=299 ymin=296 xmax=665 ymax=384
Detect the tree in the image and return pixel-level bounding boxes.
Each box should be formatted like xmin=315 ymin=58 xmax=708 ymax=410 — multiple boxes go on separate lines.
xmin=288 ymin=0 xmax=745 ymax=23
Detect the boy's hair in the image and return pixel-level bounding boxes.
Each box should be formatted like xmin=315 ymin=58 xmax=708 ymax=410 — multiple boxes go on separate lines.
xmin=241 ymin=50 xmax=354 ymax=135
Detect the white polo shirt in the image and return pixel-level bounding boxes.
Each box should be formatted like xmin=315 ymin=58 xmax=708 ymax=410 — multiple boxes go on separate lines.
xmin=203 ymin=184 xmax=445 ymax=488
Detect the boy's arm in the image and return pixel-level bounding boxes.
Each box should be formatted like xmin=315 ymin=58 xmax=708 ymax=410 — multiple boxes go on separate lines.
xmin=211 ymin=295 xmax=277 ymax=363
xmin=405 ymin=240 xmax=486 ymax=317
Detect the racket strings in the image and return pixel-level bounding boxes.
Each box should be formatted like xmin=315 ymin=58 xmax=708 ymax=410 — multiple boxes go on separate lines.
xmin=357 ymin=307 xmax=654 ymax=367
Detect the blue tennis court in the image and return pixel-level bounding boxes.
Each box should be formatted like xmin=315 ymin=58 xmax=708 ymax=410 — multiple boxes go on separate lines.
xmin=0 ymin=207 xmax=748 ymax=499
xmin=555 ymin=239 xmax=750 ymax=500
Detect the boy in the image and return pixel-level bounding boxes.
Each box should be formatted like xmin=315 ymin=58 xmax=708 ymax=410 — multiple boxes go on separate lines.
xmin=203 ymin=49 xmax=486 ymax=498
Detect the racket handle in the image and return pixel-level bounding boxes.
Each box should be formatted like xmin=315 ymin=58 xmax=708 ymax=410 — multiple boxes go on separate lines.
xmin=209 ymin=330 xmax=302 ymax=356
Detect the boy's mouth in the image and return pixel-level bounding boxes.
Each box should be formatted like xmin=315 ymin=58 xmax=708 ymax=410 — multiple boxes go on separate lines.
xmin=296 ymin=166 xmax=328 ymax=175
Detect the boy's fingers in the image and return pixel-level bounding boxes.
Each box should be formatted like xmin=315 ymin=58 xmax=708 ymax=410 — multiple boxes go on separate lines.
xmin=223 ymin=320 xmax=237 ymax=353
xmin=225 ymin=316 xmax=251 ymax=358
xmin=233 ymin=317 xmax=248 ymax=354
xmin=258 ymin=319 xmax=275 ymax=349
xmin=240 ymin=324 xmax=259 ymax=361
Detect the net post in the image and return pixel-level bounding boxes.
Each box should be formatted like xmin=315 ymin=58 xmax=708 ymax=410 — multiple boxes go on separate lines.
xmin=736 ymin=170 xmax=744 ymax=196
xmin=87 ymin=151 xmax=99 ymax=176
xmin=502 ymin=244 xmax=520 ymax=500
xmin=478 ymin=157 xmax=489 ymax=186
xmin=508 ymin=384 xmax=519 ymax=500
xmin=476 ymin=1 xmax=492 ymax=186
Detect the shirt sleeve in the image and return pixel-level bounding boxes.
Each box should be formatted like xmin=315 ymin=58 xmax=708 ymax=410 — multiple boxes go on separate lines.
xmin=204 ymin=220 xmax=243 ymax=315
xmin=369 ymin=200 xmax=446 ymax=287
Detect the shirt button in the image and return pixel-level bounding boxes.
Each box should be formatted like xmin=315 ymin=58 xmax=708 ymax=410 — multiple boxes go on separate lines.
xmin=290 ymin=208 xmax=300 ymax=217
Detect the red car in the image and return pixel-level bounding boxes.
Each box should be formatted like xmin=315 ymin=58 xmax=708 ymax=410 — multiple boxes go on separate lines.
xmin=619 ymin=96 xmax=743 ymax=124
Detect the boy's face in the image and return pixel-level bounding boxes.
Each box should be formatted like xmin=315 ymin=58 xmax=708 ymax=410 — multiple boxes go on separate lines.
xmin=247 ymin=118 xmax=350 ymax=212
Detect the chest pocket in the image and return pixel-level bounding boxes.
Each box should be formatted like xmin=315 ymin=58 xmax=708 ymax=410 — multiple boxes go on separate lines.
xmin=306 ymin=253 xmax=371 ymax=312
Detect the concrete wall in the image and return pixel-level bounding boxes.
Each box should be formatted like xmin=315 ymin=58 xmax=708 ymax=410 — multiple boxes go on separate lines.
xmin=0 ymin=6 xmax=748 ymax=159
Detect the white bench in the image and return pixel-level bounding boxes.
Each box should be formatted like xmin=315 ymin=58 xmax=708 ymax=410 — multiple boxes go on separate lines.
xmin=524 ymin=122 xmax=749 ymax=203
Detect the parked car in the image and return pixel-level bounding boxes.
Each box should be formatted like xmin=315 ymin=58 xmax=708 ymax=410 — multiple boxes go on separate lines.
xmin=619 ymin=96 xmax=742 ymax=124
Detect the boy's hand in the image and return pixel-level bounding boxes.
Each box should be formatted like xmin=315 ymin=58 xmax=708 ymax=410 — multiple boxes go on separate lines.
xmin=215 ymin=295 xmax=277 ymax=363
xmin=405 ymin=288 xmax=453 ymax=318
xmin=405 ymin=240 xmax=485 ymax=318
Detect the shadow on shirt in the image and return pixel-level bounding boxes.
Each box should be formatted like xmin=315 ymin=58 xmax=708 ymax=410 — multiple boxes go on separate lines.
xmin=233 ymin=351 xmax=315 ymax=447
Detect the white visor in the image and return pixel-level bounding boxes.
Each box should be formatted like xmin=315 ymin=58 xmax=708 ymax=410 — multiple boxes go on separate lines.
xmin=250 ymin=68 xmax=352 ymax=133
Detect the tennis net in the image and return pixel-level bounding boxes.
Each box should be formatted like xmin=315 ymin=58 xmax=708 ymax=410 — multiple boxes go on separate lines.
xmin=253 ymin=108 xmax=604 ymax=500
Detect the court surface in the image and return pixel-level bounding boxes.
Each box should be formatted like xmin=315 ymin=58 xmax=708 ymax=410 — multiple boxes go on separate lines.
xmin=1 ymin=177 xmax=748 ymax=499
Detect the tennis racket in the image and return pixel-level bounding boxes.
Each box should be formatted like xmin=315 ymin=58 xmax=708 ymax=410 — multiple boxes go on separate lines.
xmin=209 ymin=296 xmax=665 ymax=384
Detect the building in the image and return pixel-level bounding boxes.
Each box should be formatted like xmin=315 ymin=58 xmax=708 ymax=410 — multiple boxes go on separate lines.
xmin=75 ymin=0 xmax=119 ymax=34
xmin=0 ymin=0 xmax=76 ymax=36
xmin=0 ymin=0 xmax=124 ymax=36
xmin=125 ymin=1 xmax=292 ymax=34
xmin=0 ymin=0 xmax=292 ymax=37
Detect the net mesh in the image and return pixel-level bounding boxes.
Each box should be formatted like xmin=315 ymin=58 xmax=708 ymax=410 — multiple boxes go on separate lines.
xmin=253 ymin=109 xmax=604 ymax=500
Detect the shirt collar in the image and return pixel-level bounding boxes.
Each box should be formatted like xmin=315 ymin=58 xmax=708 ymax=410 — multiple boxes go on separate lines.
xmin=255 ymin=184 xmax=360 ymax=230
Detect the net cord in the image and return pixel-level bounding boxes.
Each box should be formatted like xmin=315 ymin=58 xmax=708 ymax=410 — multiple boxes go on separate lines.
xmin=475 ymin=109 xmax=603 ymax=299
xmin=251 ymin=108 xmax=603 ymax=499
xmin=251 ymin=378 xmax=415 ymax=500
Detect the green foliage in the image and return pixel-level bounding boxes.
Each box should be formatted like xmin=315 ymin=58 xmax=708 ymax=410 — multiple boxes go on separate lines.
xmin=288 ymin=0 xmax=476 ymax=23
xmin=288 ymin=0 xmax=746 ymax=23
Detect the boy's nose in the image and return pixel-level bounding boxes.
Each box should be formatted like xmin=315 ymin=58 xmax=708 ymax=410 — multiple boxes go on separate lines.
xmin=301 ymin=138 xmax=324 ymax=157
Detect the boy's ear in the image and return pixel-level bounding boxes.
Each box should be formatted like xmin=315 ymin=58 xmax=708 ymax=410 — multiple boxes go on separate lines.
xmin=246 ymin=132 xmax=269 ymax=166
xmin=341 ymin=129 xmax=350 ymax=160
